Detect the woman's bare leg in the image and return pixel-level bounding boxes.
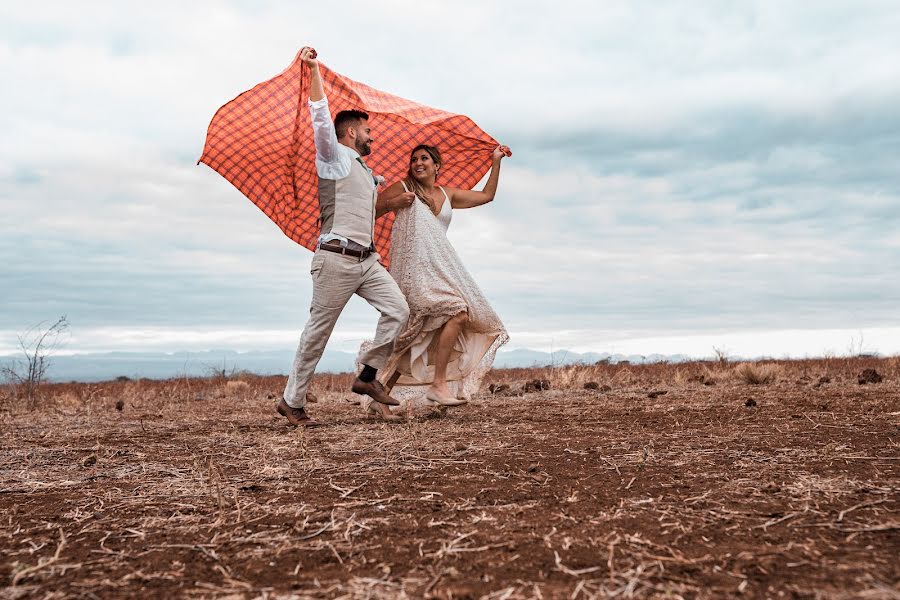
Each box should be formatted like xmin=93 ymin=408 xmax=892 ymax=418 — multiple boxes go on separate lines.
xmin=427 ymin=312 xmax=468 ymax=404
xmin=383 ymin=370 xmax=402 ymax=394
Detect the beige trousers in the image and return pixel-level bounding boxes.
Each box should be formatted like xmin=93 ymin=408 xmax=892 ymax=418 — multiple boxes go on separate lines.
xmin=283 ymin=249 xmax=409 ymax=408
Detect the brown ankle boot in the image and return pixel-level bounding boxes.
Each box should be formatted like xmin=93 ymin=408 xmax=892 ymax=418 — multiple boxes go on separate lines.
xmin=351 ymin=378 xmax=400 ymax=406
xmin=275 ymin=398 xmax=319 ymax=427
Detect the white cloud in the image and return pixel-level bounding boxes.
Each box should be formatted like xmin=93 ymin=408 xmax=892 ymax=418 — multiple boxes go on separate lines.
xmin=1 ymin=0 xmax=898 ymax=358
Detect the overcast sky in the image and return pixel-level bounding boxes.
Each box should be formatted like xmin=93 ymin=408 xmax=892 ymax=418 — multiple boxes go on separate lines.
xmin=1 ymin=1 xmax=898 ymax=359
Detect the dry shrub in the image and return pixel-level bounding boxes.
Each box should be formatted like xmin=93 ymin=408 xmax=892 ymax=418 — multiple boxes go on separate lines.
xmin=525 ymin=363 xmax=618 ymax=390
xmin=885 ymin=355 xmax=900 ymax=378
xmin=701 ymin=365 xmax=725 ymax=384
xmin=317 ymin=372 xmax=355 ymax=393
xmin=225 ymin=380 xmax=251 ymax=397
xmin=675 ymin=364 xmax=724 ymax=386
xmin=551 ymin=365 xmax=579 ymax=389
xmin=122 ymin=382 xmax=145 ymax=404
xmin=551 ymin=364 xmax=601 ymax=389
xmin=0 ymin=383 xmax=13 ymax=405
xmin=226 ymin=380 xmax=250 ymax=392
xmin=733 ymin=362 xmax=782 ymax=385
xmin=611 ymin=366 xmax=638 ymax=386
xmin=51 ymin=391 xmax=81 ymax=410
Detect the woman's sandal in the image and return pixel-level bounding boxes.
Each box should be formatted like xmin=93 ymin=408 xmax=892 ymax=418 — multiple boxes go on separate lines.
xmin=425 ymin=387 xmax=468 ymax=407
xmin=367 ymin=404 xmax=403 ymax=422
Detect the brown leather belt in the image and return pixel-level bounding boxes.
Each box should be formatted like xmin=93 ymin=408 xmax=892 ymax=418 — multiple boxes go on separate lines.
xmin=319 ymin=242 xmax=371 ymax=260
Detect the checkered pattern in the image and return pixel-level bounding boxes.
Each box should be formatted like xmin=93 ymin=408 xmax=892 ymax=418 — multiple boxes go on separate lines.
xmin=199 ymin=53 xmax=499 ymax=268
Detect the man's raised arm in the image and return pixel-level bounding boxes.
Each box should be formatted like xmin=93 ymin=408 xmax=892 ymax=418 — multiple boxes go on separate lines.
xmin=299 ymin=47 xmax=339 ymax=166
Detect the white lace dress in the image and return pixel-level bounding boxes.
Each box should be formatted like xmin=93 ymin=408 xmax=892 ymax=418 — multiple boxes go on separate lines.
xmin=382 ymin=184 xmax=508 ymax=400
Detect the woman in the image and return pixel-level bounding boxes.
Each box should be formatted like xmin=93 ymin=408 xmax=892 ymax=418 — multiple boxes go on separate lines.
xmin=365 ymin=144 xmax=510 ymax=419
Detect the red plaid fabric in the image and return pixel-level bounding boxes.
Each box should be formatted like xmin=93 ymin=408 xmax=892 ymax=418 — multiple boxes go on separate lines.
xmin=199 ymin=51 xmax=499 ymax=268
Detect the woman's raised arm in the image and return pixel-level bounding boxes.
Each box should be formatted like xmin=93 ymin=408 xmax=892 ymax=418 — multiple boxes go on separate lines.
xmin=448 ymin=145 xmax=511 ymax=209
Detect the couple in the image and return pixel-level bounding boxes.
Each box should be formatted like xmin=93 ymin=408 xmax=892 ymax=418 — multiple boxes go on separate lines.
xmin=276 ymin=47 xmax=509 ymax=427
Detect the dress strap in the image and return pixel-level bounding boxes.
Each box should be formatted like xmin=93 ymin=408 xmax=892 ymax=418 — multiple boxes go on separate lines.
xmin=401 ymin=180 xmax=409 ymax=193
xmin=439 ymin=186 xmax=450 ymax=203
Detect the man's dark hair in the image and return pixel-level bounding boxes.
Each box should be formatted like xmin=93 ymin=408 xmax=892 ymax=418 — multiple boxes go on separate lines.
xmin=334 ymin=110 xmax=369 ymax=139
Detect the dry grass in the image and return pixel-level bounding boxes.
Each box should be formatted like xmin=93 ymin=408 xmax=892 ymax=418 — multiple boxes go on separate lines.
xmin=732 ymin=361 xmax=783 ymax=384
xmin=481 ymin=355 xmax=900 ymax=392
xmin=0 ymin=357 xmax=898 ymax=598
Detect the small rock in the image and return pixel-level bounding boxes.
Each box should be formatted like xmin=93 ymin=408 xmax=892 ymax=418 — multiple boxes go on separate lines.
xmin=82 ymin=455 xmax=97 ymax=467
xmin=600 ymin=384 xmax=612 ymax=392
xmin=818 ymin=376 xmax=831 ymax=384
xmin=745 ymin=398 xmax=757 ymax=407
xmin=858 ymin=369 xmax=883 ymax=385
xmin=647 ymin=390 xmax=668 ymax=398
xmin=583 ymin=381 xmax=600 ymax=390
xmin=115 ymin=399 xmax=124 ymax=411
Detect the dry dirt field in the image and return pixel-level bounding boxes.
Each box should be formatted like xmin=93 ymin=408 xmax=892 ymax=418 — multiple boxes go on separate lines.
xmin=1 ymin=357 xmax=898 ymax=599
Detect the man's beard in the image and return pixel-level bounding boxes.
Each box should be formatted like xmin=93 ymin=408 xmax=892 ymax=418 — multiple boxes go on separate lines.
xmin=356 ymin=139 xmax=372 ymax=157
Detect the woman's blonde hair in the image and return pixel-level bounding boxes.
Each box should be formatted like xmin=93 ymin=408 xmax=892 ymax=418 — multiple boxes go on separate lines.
xmin=403 ymin=144 xmax=442 ymax=214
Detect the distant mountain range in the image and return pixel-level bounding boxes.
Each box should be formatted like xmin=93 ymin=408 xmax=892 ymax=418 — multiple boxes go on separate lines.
xmin=491 ymin=349 xmax=691 ymax=369
xmin=0 ymin=349 xmax=693 ymax=383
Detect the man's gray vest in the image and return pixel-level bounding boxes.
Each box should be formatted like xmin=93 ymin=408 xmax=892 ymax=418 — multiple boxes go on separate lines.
xmin=318 ymin=157 xmax=376 ymax=247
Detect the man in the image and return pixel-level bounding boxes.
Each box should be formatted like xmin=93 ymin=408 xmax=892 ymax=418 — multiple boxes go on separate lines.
xmin=277 ymin=47 xmax=415 ymax=426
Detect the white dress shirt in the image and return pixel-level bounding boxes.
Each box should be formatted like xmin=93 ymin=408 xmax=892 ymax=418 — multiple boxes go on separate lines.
xmin=309 ymin=97 xmax=383 ymax=247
